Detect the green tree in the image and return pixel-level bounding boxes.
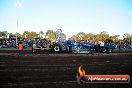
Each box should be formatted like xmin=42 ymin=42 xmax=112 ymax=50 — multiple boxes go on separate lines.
xmin=60 ymin=33 xmax=66 ymax=41
xmin=123 ymin=33 xmax=131 ymax=45
xmin=71 ymin=35 xmax=78 ymax=41
xmin=0 ymin=32 xmax=4 ymax=37
xmin=85 ymin=33 xmax=96 ymax=42
xmin=96 ymin=31 xmax=109 ymax=41
xmin=0 ymin=31 xmax=8 ymax=38
xmin=109 ymin=35 xmax=120 ymax=43
xmin=23 ymin=31 xmax=38 ymax=40
xmin=9 ymin=33 xmax=16 ymax=38
xmin=76 ymin=32 xmax=86 ymax=41
xmin=45 ymin=30 xmax=56 ymax=41
xmin=23 ymin=31 xmax=30 ymax=39
xmin=16 ymin=33 xmax=22 ymax=39
xmin=39 ymin=31 xmax=44 ymax=35
xmin=29 ymin=32 xmax=38 ymax=40
xmin=39 ymin=31 xmax=44 ymax=38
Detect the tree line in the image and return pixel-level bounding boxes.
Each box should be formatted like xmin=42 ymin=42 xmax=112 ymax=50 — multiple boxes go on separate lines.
xmin=71 ymin=31 xmax=131 ymax=45
xmin=0 ymin=30 xmax=131 ymax=45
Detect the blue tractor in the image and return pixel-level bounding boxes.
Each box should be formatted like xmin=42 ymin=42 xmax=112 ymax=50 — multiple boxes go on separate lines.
xmin=52 ymin=29 xmax=117 ymax=53
xmin=52 ymin=39 xmax=116 ymax=53
xmin=32 ymin=29 xmax=116 ymax=53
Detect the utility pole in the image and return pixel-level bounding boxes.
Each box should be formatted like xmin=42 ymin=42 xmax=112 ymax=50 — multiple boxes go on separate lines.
xmin=15 ymin=1 xmax=22 ymax=47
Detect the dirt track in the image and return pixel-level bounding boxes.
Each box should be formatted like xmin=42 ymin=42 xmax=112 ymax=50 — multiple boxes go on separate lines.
xmin=0 ymin=53 xmax=132 ymax=88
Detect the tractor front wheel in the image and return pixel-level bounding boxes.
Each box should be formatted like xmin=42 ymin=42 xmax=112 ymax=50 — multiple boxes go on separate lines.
xmin=52 ymin=44 xmax=61 ymax=53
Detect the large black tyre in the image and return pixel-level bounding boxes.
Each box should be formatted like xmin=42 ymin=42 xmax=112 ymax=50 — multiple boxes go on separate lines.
xmin=107 ymin=48 xmax=113 ymax=53
xmin=102 ymin=48 xmax=107 ymax=53
xmin=67 ymin=46 xmax=72 ymax=53
xmin=52 ymin=44 xmax=61 ymax=53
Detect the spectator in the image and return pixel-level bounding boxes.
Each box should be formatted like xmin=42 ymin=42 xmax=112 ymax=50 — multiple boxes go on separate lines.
xmin=18 ymin=41 xmax=23 ymax=56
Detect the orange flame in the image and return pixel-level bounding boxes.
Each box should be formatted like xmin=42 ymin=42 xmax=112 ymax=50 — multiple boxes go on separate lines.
xmin=78 ymin=65 xmax=86 ymax=76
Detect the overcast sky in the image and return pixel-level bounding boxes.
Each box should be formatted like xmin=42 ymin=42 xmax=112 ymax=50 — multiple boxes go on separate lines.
xmin=0 ymin=0 xmax=132 ymax=39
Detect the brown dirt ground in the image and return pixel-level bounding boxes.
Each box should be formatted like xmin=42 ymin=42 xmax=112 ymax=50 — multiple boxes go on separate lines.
xmin=0 ymin=53 xmax=132 ymax=88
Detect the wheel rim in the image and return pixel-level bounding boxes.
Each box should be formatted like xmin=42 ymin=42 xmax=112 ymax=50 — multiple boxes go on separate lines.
xmin=54 ymin=46 xmax=60 ymax=52
xmin=102 ymin=48 xmax=106 ymax=52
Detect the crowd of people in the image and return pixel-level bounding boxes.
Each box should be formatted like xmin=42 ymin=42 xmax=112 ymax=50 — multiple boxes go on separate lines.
xmin=0 ymin=38 xmax=51 ymax=49
xmin=0 ymin=39 xmax=16 ymax=48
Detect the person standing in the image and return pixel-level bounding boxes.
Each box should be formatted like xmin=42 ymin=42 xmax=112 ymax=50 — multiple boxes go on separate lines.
xmin=18 ymin=41 xmax=23 ymax=55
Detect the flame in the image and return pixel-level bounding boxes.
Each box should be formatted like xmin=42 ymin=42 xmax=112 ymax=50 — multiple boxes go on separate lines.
xmin=78 ymin=65 xmax=86 ymax=76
